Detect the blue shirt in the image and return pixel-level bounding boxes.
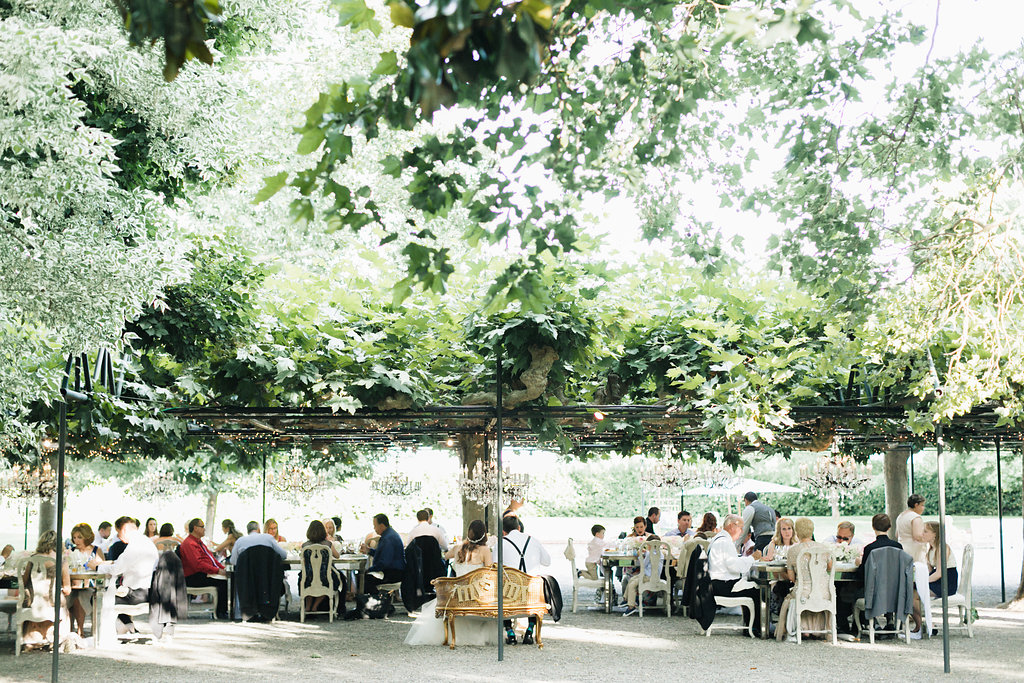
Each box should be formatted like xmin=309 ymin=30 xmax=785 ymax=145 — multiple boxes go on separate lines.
xmin=230 ymin=532 xmax=286 ymax=564
xmin=370 ymin=526 xmax=406 ymax=572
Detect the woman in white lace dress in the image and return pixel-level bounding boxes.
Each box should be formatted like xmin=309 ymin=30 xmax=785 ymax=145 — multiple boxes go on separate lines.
xmin=405 ymin=520 xmax=494 ymax=646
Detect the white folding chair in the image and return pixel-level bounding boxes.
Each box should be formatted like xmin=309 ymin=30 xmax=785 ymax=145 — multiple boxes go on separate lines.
xmin=930 ymin=544 xmax=973 ymax=637
xmin=705 ymin=595 xmax=755 ymax=637
xmin=564 ymin=539 xmax=604 ymax=613
xmin=186 ymin=580 xmax=220 ymax=619
xmin=12 ymin=555 xmax=58 ymax=656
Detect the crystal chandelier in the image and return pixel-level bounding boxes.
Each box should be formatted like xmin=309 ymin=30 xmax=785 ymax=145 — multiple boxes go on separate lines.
xmin=371 ymin=472 xmax=422 ymax=497
xmin=0 ymin=461 xmax=60 ymax=499
xmin=641 ymin=449 xmax=702 ymax=489
xmin=458 ymin=458 xmax=530 ymax=506
xmin=268 ymin=447 xmax=326 ymax=495
xmin=799 ymin=439 xmax=872 ymax=500
xmin=699 ymin=457 xmax=739 ymax=490
xmin=130 ymin=459 xmax=186 ymax=501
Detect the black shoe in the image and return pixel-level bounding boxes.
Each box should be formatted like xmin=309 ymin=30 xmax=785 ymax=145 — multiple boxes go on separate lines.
xmin=505 ymin=631 xmax=517 ymax=645
xmin=876 ymin=633 xmax=896 ymax=641
xmin=522 ymin=631 xmax=534 ymax=645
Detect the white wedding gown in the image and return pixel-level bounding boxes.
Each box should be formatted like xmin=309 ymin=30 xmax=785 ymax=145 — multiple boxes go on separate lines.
xmin=404 ymin=562 xmax=497 ymax=646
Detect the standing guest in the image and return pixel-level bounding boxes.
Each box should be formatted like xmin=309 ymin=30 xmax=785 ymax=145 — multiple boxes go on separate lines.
xmin=212 ymin=519 xmax=243 ymax=558
xmin=644 ymin=507 xmax=661 ymax=534
xmin=406 ymin=509 xmax=448 ymax=551
xmin=708 ymin=513 xmax=762 ymax=637
xmin=144 ymin=518 xmax=158 ymax=539
xmin=896 ymin=494 xmax=933 ymax=638
xmin=178 ymin=518 xmax=229 ymax=619
xmin=88 ymin=516 xmax=158 ymax=634
xmin=300 ymin=520 xmax=343 ymax=614
xmin=924 ymin=521 xmax=958 ymax=598
xmin=360 ymin=514 xmax=406 ymax=595
xmin=694 ymin=513 xmax=718 ymax=539
xmin=264 ymin=518 xmax=287 ymax=543
xmin=67 ymin=522 xmax=104 ymax=636
xmin=500 ymin=515 xmax=550 ymax=644
xmin=664 ymin=511 xmax=694 ymax=538
xmin=741 ymin=492 xmax=777 ymax=553
xmin=95 ymin=522 xmax=115 ymax=553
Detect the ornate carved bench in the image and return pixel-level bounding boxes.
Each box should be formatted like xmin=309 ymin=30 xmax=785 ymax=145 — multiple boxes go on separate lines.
xmin=432 ymin=564 xmax=548 ymax=649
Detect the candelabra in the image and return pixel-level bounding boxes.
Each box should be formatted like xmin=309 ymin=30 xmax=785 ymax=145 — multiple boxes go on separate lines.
xmin=268 ymin=447 xmax=326 ymax=495
xmin=130 ymin=459 xmax=186 ymax=501
xmin=458 ymin=459 xmax=530 ymax=506
xmin=371 ymin=472 xmax=422 ymax=497
xmin=799 ymin=439 xmax=872 ymax=522
xmin=0 ymin=461 xmax=60 ymax=499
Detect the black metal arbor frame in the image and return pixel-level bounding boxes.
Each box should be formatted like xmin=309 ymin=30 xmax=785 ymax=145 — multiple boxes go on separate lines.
xmin=170 ymin=399 xmax=1024 ymax=670
xmin=41 ymin=350 xmax=1023 ymax=676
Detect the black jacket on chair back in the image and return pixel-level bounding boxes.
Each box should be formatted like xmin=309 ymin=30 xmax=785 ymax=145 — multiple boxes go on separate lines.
xmin=149 ymin=550 xmax=188 ymax=630
xmin=236 ymin=544 xmax=285 ymax=622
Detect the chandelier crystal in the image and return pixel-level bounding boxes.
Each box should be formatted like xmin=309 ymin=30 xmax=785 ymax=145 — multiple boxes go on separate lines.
xmin=268 ymin=447 xmax=326 ymax=495
xmin=130 ymin=459 xmax=187 ymax=501
xmin=371 ymin=472 xmax=422 ymax=497
xmin=458 ymin=458 xmax=530 ymax=506
xmin=0 ymin=461 xmax=60 ymax=499
xmin=799 ymin=439 xmax=872 ymax=500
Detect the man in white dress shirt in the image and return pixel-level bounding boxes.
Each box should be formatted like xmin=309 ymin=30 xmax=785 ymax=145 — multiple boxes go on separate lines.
xmin=500 ymin=515 xmax=550 ymax=645
xmin=708 ymin=513 xmax=762 ymax=637
xmin=88 ymin=516 xmax=159 ymax=634
xmin=406 ymin=509 xmax=448 ymax=551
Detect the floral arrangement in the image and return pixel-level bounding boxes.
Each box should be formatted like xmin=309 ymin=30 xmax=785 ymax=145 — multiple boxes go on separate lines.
xmin=828 ymin=543 xmax=861 ymax=564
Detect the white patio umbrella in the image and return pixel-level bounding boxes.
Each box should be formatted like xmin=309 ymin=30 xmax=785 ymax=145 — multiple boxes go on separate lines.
xmin=683 ymin=477 xmax=802 ymax=497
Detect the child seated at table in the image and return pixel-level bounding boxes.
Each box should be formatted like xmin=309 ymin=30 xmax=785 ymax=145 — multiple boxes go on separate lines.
xmin=579 ymin=525 xmax=605 ymax=580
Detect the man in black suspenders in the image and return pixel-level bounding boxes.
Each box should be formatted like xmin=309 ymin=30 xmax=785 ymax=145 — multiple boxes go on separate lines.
xmin=500 ymin=515 xmax=551 ymax=644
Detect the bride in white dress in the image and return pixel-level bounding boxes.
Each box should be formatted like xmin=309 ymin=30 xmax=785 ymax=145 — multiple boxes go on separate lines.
xmin=405 ymin=520 xmax=496 ymax=646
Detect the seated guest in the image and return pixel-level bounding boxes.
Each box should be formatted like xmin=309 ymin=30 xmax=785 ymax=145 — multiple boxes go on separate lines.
xmin=67 ymin=522 xmax=104 ymax=636
xmin=426 ymin=508 xmax=447 ymax=541
xmin=322 ymin=518 xmax=342 ymax=546
xmin=19 ymin=531 xmax=71 ymax=649
xmin=300 ymin=520 xmax=343 ymax=613
xmin=178 ymin=518 xmax=229 ymax=619
xmin=330 ymin=516 xmax=344 ymax=542
xmin=360 ymin=514 xmax=406 ymax=594
xmin=0 ymin=544 xmax=15 ymax=589
xmin=775 ymin=517 xmax=832 ymax=640
xmin=628 ymin=516 xmax=651 ymax=539
xmin=94 ymin=521 xmax=115 ymax=553
xmin=694 ymin=512 xmax=718 ymax=539
xmin=231 ymin=521 xmax=287 ymax=564
xmin=839 ymin=513 xmax=903 ymax=635
xmin=763 ymin=517 xmax=797 ymax=561
xmin=264 ymin=518 xmax=286 ymax=543
xmin=830 ymin=521 xmax=861 ymax=545
xmin=105 ymin=526 xmax=128 ymax=562
xmin=644 ymin=507 xmax=661 ymax=534
xmin=156 ymin=523 xmax=182 ymax=543
xmin=622 ymin=535 xmax=665 ymax=616
xmin=580 ymin=524 xmax=605 ymax=580
xmin=406 ymin=509 xmax=448 ymax=551
xmin=708 ymin=513 xmax=762 ymax=637
xmin=144 ymin=518 xmax=159 ymax=538
xmin=500 ymin=515 xmax=550 ymax=644
xmin=664 ymin=511 xmax=694 ymax=538
xmin=924 ymin=521 xmax=958 ymax=598
xmin=88 ymin=516 xmax=159 ymax=634
xmin=212 ymin=519 xmax=243 ymax=558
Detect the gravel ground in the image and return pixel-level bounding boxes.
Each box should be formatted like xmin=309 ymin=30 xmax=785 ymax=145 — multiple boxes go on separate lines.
xmin=2 ymin=591 xmax=1022 ymax=683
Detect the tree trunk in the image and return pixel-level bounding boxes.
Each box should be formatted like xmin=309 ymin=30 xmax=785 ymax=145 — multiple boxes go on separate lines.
xmin=205 ymin=489 xmax=218 ymax=530
xmin=884 ymin=445 xmax=910 ymax=540
xmin=458 ymin=433 xmax=490 ymax=538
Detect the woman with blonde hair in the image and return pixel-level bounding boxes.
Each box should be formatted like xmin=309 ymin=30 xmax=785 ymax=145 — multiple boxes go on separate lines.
xmin=763 ymin=517 xmax=796 ymax=562
xmin=19 ymin=530 xmax=71 ymax=650
xmin=924 ymin=521 xmax=958 ymax=598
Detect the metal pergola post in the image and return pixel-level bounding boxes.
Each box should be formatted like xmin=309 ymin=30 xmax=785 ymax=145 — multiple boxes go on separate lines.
xmin=495 ymin=343 xmax=504 ymax=662
xmin=996 ymin=437 xmax=1005 ymax=603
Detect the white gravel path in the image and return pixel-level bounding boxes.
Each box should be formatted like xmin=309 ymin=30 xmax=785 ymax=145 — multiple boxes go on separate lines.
xmin=2 ymin=597 xmax=1022 ymax=682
